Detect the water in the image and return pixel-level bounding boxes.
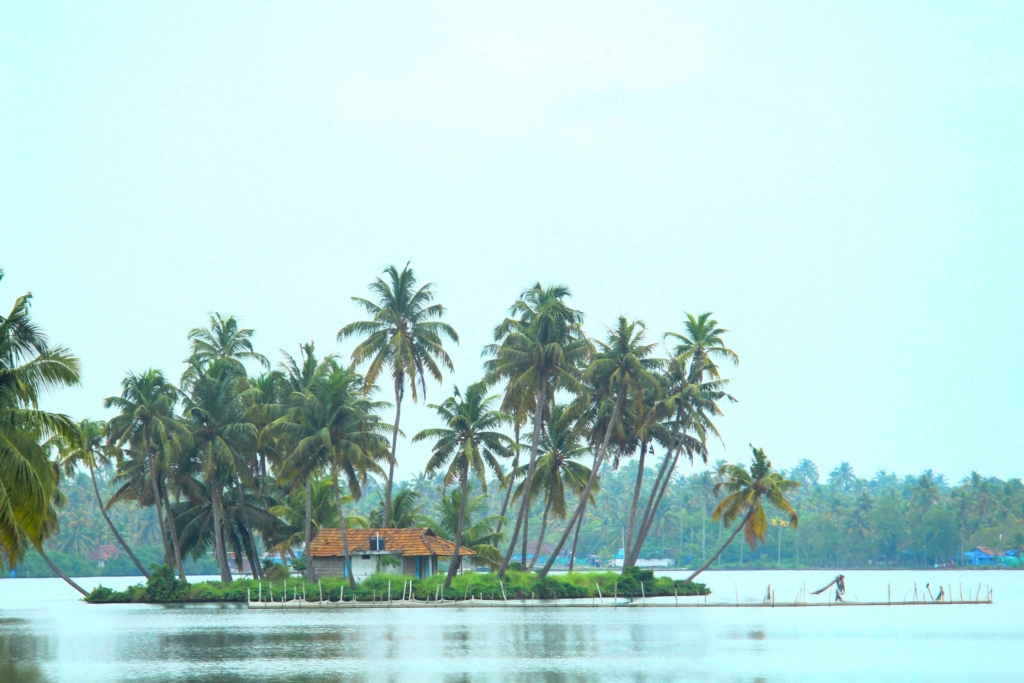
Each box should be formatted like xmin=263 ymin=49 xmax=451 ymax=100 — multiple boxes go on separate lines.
xmin=1 ymin=569 xmax=1018 ymax=682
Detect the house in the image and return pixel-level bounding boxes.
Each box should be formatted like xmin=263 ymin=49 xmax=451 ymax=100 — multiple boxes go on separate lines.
xmin=308 ymin=528 xmax=475 ymax=582
xmin=87 ymin=545 xmax=121 ymax=569
xmin=963 ymin=546 xmax=1003 ymax=565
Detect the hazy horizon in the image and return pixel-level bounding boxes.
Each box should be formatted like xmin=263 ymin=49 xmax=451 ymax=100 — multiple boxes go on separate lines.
xmin=3 ymin=2 xmax=1022 ymax=482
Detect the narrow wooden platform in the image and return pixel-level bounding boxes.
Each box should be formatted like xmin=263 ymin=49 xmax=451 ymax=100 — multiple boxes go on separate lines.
xmin=245 ymin=597 xmax=993 ymax=609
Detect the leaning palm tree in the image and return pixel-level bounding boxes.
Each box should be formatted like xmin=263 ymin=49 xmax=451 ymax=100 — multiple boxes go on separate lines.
xmin=484 ymin=283 xmax=591 ymax=576
xmin=686 ymin=446 xmax=799 ymax=581
xmin=414 ymin=382 xmax=512 ymax=589
xmin=339 ymin=264 xmax=458 ymax=528
xmin=59 ymin=419 xmax=150 ymax=577
xmin=0 ymin=270 xmax=81 ymax=567
xmin=539 ymin=317 xmax=660 ymax=579
xmin=106 ymin=369 xmax=186 ymax=578
xmin=513 ymin=403 xmax=594 ymax=569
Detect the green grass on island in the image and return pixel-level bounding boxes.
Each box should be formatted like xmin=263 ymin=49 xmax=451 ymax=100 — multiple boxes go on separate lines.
xmin=85 ymin=565 xmax=709 ymax=604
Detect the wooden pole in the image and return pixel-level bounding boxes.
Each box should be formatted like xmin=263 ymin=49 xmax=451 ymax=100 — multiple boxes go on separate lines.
xmin=597 ymin=583 xmax=603 ymax=603
xmin=319 ymin=580 xmax=323 ymax=604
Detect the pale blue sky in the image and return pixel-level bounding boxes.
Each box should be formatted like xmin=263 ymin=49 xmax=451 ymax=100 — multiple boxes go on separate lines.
xmin=3 ymin=2 xmax=1022 ymax=482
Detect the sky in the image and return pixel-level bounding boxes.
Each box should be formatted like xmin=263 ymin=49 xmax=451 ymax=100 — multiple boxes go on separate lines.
xmin=3 ymin=2 xmax=1022 ymax=484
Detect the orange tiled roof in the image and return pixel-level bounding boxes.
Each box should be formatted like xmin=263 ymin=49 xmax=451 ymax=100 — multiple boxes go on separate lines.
xmin=309 ymin=528 xmax=476 ymax=558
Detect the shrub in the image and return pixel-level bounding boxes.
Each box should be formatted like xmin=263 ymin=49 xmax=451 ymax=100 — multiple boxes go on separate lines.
xmin=144 ymin=564 xmax=188 ymax=602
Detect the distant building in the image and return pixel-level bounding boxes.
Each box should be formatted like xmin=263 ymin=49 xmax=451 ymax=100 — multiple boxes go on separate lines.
xmin=962 ymin=546 xmax=1020 ymax=566
xmin=609 ymin=547 xmax=675 ymax=569
xmin=308 ymin=528 xmax=474 ymax=582
xmin=87 ymin=545 xmax=121 ymax=569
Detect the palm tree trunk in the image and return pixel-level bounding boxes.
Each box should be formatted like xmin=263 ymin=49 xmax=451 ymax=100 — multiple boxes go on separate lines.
xmin=628 ymin=447 xmax=683 ymax=566
xmin=89 ymin=463 xmax=149 ymax=578
xmin=568 ymin=501 xmax=586 ymax=572
xmin=160 ymin=485 xmax=186 ymax=581
xmin=37 ymin=545 xmax=88 ymax=597
xmin=234 ymin=477 xmax=262 ymax=580
xmin=622 ymin=442 xmax=647 ymax=570
xmin=528 ymin=495 xmax=554 ymax=571
xmin=331 ymin=468 xmax=357 ymax=590
xmin=211 ymin=485 xmax=232 ymax=583
xmin=499 ymin=376 xmax=547 ymax=577
xmin=686 ymin=507 xmax=755 ymax=582
xmin=538 ymin=387 xmax=627 ymax=579
xmin=147 ymin=452 xmax=170 ymax=565
xmin=303 ymin=475 xmax=314 ymax=581
xmin=384 ymin=381 xmax=403 ymax=529
xmin=445 ymin=461 xmax=470 ymax=590
xmin=495 ymin=424 xmax=520 ymax=535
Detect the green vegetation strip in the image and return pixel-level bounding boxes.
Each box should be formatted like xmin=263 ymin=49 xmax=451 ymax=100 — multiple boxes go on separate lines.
xmin=86 ymin=565 xmax=708 ymax=604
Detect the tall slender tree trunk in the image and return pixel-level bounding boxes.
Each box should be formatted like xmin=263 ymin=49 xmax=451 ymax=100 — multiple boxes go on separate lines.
xmin=331 ymin=469 xmax=356 ymax=590
xmin=702 ymin=504 xmax=707 ymax=560
xmin=568 ymin=502 xmax=586 ymax=572
xmin=499 ymin=377 xmax=547 ymax=577
xmin=539 ymin=387 xmax=628 ymax=579
xmin=235 ymin=477 xmax=263 ymax=580
xmin=37 ymin=546 xmax=88 ymax=597
xmin=304 ymin=475 xmax=313 ymax=581
xmin=528 ymin=495 xmax=554 ymax=571
xmin=629 ymin=448 xmax=682 ymax=566
xmin=147 ymin=452 xmax=170 ymax=566
xmin=160 ymin=485 xmax=186 ymax=581
xmin=622 ymin=442 xmax=647 ymax=570
xmin=89 ymin=463 xmax=149 ymax=578
xmin=686 ymin=507 xmax=756 ymax=582
xmin=445 ymin=462 xmax=470 ymax=590
xmin=495 ymin=450 xmax=518 ymax=536
xmin=211 ymin=485 xmax=232 ymax=583
xmin=384 ymin=380 xmax=403 ymax=529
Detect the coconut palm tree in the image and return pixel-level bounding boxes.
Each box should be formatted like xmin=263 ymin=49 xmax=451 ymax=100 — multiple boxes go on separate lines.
xmin=59 ymin=419 xmax=150 ymax=577
xmin=686 ymin=446 xmax=800 ymax=581
xmin=429 ymin=488 xmax=505 ymax=570
xmin=539 ymin=317 xmax=660 ymax=579
xmin=484 ymin=283 xmax=591 ymax=576
xmin=368 ymin=487 xmax=427 ymax=529
xmin=828 ymin=462 xmax=859 ymax=492
xmin=0 ymin=271 xmax=81 ymax=567
xmin=274 ymin=367 xmax=389 ymax=589
xmin=664 ymin=313 xmax=738 ymax=381
xmin=414 ymin=382 xmax=512 ymax=589
xmin=181 ymin=313 xmax=268 ymax=389
xmin=339 ymin=264 xmax=458 ymax=529
xmin=173 ymin=360 xmax=258 ymax=582
xmin=790 ymin=459 xmax=820 ymax=488
xmin=513 ymin=403 xmax=594 ymax=569
xmin=105 ymin=369 xmax=185 ymax=577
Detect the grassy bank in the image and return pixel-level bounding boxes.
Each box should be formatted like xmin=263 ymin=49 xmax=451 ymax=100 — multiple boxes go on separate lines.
xmin=85 ymin=565 xmax=709 ymax=604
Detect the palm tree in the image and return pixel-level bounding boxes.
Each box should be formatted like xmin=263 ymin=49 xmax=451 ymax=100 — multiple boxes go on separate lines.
xmin=59 ymin=419 xmax=150 ymax=577
xmin=414 ymin=382 xmax=512 ymax=589
xmin=368 ymin=487 xmax=426 ymax=529
xmin=828 ymin=462 xmax=859 ymax=492
xmin=0 ymin=271 xmax=81 ymax=567
xmin=275 ymin=367 xmax=389 ymax=589
xmin=790 ymin=459 xmax=820 ymax=488
xmin=622 ymin=314 xmax=737 ymax=568
xmin=539 ymin=317 xmax=660 ymax=579
xmin=664 ymin=313 xmax=738 ymax=380
xmin=513 ymin=403 xmax=593 ymax=569
xmin=484 ymin=283 xmax=590 ymax=576
xmin=105 ymin=369 xmax=185 ymax=577
xmin=429 ymin=488 xmax=505 ymax=570
xmin=181 ymin=313 xmax=268 ymax=388
xmin=686 ymin=446 xmax=800 ymax=581
xmin=173 ymin=360 xmax=258 ymax=582
xmin=339 ymin=264 xmax=458 ymax=529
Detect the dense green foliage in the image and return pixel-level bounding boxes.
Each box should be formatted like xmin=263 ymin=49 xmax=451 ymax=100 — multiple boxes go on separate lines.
xmin=85 ymin=566 xmax=708 ymax=603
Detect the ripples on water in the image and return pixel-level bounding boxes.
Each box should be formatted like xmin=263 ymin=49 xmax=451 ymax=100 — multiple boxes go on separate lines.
xmin=0 ymin=570 xmax=1019 ymax=682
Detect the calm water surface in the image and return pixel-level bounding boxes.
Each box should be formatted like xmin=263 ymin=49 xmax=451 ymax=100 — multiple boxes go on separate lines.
xmin=0 ymin=569 xmax=1017 ymax=682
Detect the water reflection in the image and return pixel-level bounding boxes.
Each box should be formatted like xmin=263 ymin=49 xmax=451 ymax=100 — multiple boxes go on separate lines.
xmin=0 ymin=618 xmax=52 ymax=683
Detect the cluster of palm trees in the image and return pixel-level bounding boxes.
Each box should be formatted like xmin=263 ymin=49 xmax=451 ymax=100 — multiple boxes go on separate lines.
xmin=3 ymin=264 xmax=808 ymax=596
